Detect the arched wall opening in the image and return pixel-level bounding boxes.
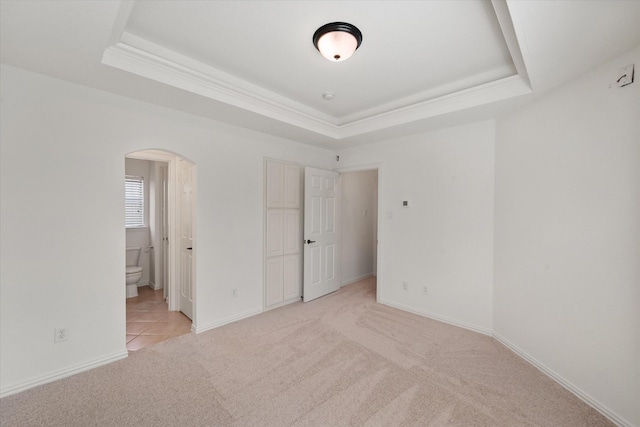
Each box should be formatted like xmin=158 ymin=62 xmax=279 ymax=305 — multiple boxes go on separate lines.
xmin=124 ymin=149 xmax=197 ymax=350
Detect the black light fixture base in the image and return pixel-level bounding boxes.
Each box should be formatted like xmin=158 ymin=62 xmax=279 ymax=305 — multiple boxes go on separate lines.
xmin=313 ymin=22 xmax=363 ymax=53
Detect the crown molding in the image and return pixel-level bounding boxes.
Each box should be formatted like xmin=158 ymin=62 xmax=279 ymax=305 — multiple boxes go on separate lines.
xmin=337 ymin=75 xmax=531 ymax=138
xmin=103 ymin=40 xmax=531 ymax=140
xmin=102 ymin=40 xmax=341 ymax=138
xmin=101 ymin=0 xmax=531 ymax=140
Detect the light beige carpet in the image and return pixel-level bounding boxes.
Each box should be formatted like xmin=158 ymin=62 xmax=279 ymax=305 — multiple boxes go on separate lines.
xmin=0 ymin=277 xmax=612 ymax=426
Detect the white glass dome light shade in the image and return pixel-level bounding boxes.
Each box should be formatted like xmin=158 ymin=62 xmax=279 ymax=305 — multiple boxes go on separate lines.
xmin=313 ymin=22 xmax=363 ymax=62
xmin=317 ymin=31 xmax=358 ymax=62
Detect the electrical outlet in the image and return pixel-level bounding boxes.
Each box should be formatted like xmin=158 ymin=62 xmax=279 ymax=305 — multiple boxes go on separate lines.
xmin=231 ymin=288 xmax=238 ymax=298
xmin=402 ymin=281 xmax=409 ymax=291
xmin=422 ymin=286 xmax=428 ymax=295
xmin=54 ymin=327 xmax=68 ymax=343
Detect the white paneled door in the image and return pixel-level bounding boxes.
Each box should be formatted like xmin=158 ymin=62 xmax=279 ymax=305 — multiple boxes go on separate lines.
xmin=264 ymin=159 xmax=302 ymax=309
xmin=178 ymin=159 xmax=194 ymax=319
xmin=303 ymin=167 xmax=339 ymax=302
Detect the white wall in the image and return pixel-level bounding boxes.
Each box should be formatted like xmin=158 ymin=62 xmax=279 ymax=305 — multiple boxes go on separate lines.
xmin=340 ymin=170 xmax=377 ymax=285
xmin=124 ymin=157 xmax=151 ymax=286
xmin=2 ymin=48 xmax=637 ymax=426
xmin=494 ymin=46 xmax=640 ymax=427
xmin=337 ymin=121 xmax=495 ymax=334
xmin=0 ymin=64 xmax=334 ymax=395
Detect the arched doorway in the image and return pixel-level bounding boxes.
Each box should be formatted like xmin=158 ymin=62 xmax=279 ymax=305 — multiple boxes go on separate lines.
xmin=124 ymin=149 xmax=196 ymax=351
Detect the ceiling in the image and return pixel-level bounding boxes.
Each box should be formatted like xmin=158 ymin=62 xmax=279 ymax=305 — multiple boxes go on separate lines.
xmin=1 ymin=1 xmax=639 ymax=149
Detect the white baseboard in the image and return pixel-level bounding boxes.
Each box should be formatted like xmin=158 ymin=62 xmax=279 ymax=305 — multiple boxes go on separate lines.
xmin=0 ymin=350 xmax=128 ymax=398
xmin=192 ymin=307 xmax=263 ymax=334
xmin=341 ymin=273 xmax=374 ymax=287
xmin=379 ymin=298 xmax=492 ymax=336
xmin=1 ymin=302 xmax=629 ymax=427
xmin=492 ymin=333 xmax=633 ymax=427
xmin=379 ymin=300 xmax=631 ymax=426
xmin=147 ymin=281 xmax=163 ymax=291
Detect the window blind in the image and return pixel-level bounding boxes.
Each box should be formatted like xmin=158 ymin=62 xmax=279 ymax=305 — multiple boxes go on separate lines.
xmin=125 ymin=175 xmax=144 ymax=227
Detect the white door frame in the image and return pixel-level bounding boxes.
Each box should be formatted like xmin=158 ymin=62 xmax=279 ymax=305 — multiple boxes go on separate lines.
xmin=126 ymin=150 xmax=196 ymax=321
xmin=335 ymin=163 xmax=382 ymax=303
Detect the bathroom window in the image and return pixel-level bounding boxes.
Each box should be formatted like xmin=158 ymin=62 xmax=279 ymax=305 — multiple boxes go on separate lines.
xmin=125 ymin=175 xmax=144 ymax=227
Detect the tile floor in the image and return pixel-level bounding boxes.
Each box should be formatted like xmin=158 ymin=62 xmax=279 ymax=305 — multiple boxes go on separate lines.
xmin=126 ymin=286 xmax=192 ymax=352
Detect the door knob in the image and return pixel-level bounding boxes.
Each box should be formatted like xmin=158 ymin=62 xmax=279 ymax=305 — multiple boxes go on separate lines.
xmin=186 ymin=247 xmax=192 ymax=250
xmin=306 ymin=240 xmax=316 ymax=244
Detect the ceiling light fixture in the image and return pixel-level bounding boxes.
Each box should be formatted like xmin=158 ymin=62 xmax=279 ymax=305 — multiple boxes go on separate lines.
xmin=313 ymin=22 xmax=362 ymax=62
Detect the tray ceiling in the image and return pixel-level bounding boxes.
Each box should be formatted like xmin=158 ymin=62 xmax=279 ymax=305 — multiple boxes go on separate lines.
xmin=2 ymin=1 xmax=638 ymax=148
xmin=102 ymin=0 xmax=530 ymax=140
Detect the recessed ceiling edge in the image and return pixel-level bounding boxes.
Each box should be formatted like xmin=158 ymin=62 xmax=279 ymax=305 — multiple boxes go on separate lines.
xmin=101 ymin=2 xmax=531 ymax=140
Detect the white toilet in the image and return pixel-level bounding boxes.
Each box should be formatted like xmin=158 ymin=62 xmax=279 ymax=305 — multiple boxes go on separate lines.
xmin=126 ymin=247 xmax=143 ymax=298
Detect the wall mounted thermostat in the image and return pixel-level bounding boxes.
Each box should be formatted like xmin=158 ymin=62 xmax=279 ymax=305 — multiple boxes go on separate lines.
xmin=402 ymin=200 xmax=411 ymax=208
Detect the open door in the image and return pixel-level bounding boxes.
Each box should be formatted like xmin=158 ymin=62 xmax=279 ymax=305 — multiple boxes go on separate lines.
xmin=303 ymin=167 xmax=339 ymax=302
xmin=160 ymin=164 xmax=169 ymax=300
xmin=177 ymin=159 xmax=194 ymax=319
